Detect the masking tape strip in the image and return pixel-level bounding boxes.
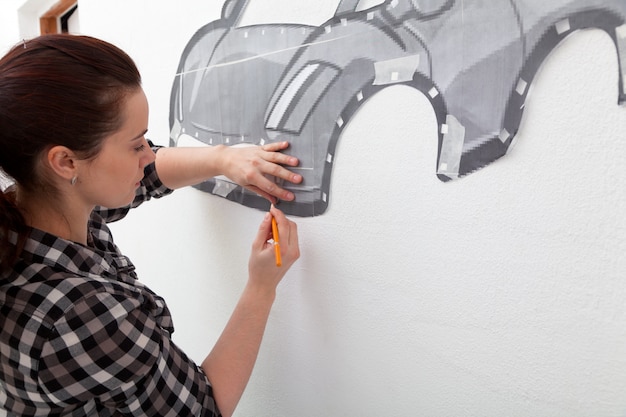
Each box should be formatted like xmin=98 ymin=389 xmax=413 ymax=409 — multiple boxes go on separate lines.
xmin=555 ymin=19 xmax=570 ymax=35
xmin=516 ymin=78 xmax=528 ymax=96
xmin=437 ymin=114 xmax=466 ymax=178
xmin=499 ymin=128 xmax=510 ymax=143
xmin=170 ymin=119 xmax=182 ymax=145
xmin=616 ymin=24 xmax=626 ymax=96
xmin=212 ymin=177 xmax=238 ymax=197
xmin=373 ymin=55 xmax=420 ymax=85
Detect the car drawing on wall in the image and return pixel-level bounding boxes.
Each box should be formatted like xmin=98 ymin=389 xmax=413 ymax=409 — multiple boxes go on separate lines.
xmin=169 ymin=0 xmax=626 ymax=216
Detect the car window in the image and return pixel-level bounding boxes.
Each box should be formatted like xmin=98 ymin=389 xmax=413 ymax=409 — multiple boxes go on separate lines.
xmin=237 ymin=0 xmax=341 ymax=27
xmin=409 ymin=0 xmax=451 ymax=14
xmin=350 ymin=0 xmax=451 ymax=14
xmin=354 ymin=0 xmax=385 ymax=12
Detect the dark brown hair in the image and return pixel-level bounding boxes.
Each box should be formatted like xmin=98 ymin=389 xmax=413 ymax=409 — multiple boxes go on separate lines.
xmin=0 ymin=34 xmax=142 ymax=271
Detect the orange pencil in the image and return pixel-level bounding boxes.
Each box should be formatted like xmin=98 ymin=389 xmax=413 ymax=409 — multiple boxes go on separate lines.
xmin=271 ymin=215 xmax=282 ymax=267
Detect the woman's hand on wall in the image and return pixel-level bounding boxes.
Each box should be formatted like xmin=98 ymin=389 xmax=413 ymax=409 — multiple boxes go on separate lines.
xmin=219 ymin=141 xmax=303 ymax=204
xmin=156 ymin=141 xmax=302 ymax=203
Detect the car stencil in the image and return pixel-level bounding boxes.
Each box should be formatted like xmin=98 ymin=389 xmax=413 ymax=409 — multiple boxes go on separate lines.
xmin=169 ymin=0 xmax=626 ymax=217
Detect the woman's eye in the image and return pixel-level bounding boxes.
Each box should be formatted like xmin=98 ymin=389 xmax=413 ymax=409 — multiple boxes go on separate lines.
xmin=134 ymin=144 xmax=146 ymax=152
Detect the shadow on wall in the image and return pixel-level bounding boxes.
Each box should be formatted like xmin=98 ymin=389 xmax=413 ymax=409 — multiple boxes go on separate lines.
xmin=168 ymin=0 xmax=626 ymax=217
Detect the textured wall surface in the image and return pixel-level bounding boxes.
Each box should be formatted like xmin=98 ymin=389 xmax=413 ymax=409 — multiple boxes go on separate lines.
xmin=1 ymin=1 xmax=625 ymax=416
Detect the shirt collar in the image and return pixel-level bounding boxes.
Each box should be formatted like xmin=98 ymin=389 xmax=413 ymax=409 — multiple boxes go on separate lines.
xmin=18 ymin=220 xmax=136 ymax=283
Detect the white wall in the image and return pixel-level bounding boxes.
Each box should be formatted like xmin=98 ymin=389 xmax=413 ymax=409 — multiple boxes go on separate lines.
xmin=2 ymin=1 xmax=626 ymax=416
xmin=0 ymin=1 xmax=22 ymax=53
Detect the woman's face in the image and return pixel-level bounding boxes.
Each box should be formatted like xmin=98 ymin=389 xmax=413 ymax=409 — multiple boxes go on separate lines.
xmin=77 ymin=88 xmax=155 ymax=209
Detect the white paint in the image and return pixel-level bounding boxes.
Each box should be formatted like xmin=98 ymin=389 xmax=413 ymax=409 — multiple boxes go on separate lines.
xmin=1 ymin=2 xmax=626 ymax=417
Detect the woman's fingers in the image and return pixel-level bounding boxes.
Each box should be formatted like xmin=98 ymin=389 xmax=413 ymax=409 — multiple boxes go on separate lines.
xmin=270 ymin=205 xmax=299 ymax=264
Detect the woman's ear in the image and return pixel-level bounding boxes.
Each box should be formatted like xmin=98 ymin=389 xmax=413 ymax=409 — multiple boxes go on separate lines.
xmin=46 ymin=146 xmax=77 ymax=182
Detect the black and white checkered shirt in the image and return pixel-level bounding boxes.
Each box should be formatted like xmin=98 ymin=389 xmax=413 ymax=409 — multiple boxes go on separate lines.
xmin=0 ymin=150 xmax=221 ymax=416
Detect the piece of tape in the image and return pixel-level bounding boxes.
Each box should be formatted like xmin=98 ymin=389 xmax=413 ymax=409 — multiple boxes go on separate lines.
xmin=437 ymin=114 xmax=465 ymax=178
xmin=499 ymin=128 xmax=510 ymax=143
xmin=212 ymin=178 xmax=238 ymax=197
xmin=616 ymin=24 xmax=626 ymax=96
xmin=516 ymin=78 xmax=528 ymax=96
xmin=555 ymin=19 xmax=570 ymax=35
xmin=170 ymin=119 xmax=182 ymax=145
xmin=373 ymin=55 xmax=420 ymax=85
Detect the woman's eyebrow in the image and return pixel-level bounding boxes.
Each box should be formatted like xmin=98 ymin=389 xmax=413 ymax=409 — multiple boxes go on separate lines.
xmin=130 ymin=129 xmax=149 ymax=141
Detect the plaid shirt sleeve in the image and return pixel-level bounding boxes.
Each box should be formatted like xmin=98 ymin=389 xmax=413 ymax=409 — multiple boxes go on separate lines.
xmin=37 ymin=291 xmax=220 ymax=416
xmin=97 ymin=142 xmax=174 ymax=223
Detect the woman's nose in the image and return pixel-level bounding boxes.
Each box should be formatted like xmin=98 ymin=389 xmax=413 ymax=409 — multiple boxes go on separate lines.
xmin=141 ymin=138 xmax=156 ymax=167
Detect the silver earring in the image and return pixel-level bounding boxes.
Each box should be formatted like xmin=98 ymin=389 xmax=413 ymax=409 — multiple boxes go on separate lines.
xmin=70 ymin=176 xmax=77 ymax=186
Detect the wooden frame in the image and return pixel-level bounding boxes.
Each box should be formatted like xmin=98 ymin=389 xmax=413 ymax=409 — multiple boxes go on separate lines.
xmin=39 ymin=0 xmax=77 ymax=34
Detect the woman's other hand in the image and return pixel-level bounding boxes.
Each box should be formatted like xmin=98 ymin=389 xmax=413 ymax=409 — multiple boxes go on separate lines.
xmin=248 ymin=205 xmax=300 ymax=293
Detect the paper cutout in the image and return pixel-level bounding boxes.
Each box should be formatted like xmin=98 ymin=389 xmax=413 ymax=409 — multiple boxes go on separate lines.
xmin=169 ymin=0 xmax=626 ymax=216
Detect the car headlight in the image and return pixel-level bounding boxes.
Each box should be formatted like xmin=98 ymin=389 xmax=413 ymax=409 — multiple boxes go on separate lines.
xmin=266 ymin=61 xmax=340 ymax=133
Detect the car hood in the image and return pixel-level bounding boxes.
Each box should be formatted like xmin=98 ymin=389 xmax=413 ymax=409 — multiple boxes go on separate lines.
xmin=176 ymin=24 xmax=315 ymax=142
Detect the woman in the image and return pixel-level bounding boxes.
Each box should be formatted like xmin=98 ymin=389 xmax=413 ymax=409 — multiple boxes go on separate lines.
xmin=0 ymin=34 xmax=301 ymax=417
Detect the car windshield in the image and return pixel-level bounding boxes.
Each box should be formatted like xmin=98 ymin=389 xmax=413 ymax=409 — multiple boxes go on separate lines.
xmin=236 ymin=0 xmax=386 ymax=27
xmin=236 ymin=0 xmax=452 ymax=27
